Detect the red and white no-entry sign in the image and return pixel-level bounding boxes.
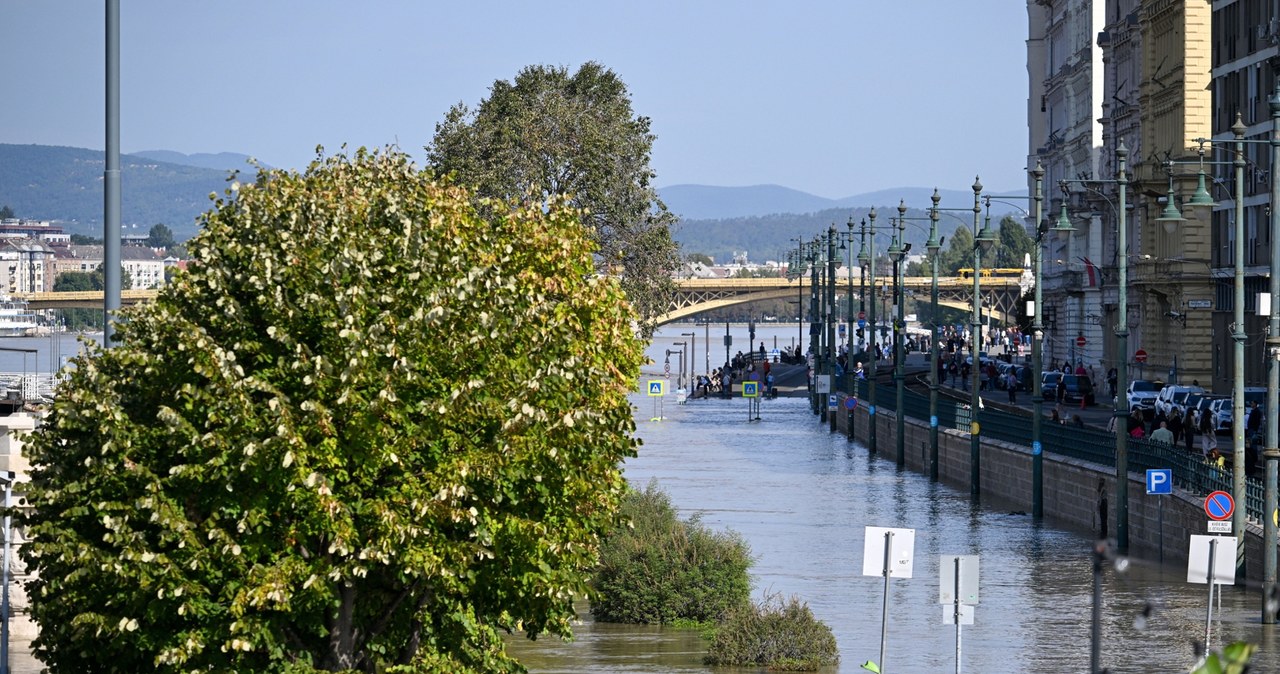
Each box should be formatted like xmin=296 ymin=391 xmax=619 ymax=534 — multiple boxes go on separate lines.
xmin=1075 ymin=335 xmax=1087 ymax=347
xmin=1134 ymin=349 xmax=1148 ymax=363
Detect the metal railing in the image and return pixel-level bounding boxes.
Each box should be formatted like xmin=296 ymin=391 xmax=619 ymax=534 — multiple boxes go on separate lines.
xmin=844 ymin=380 xmax=1267 ymax=522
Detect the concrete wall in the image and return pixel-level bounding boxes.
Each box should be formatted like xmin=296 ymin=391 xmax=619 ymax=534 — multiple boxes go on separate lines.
xmin=835 ymin=393 xmax=1273 ymax=576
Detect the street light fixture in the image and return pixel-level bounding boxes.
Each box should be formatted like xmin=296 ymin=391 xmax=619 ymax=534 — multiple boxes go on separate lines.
xmin=863 ymin=209 xmax=879 ymax=452
xmin=889 ymin=201 xmax=909 ymax=465
xmin=969 ymin=178 xmax=996 ymax=497
xmin=681 ymin=332 xmax=697 ymax=390
xmin=0 ymin=470 xmax=14 ymax=674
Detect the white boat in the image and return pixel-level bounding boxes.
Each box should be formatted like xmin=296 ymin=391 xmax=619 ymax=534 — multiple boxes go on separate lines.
xmin=0 ymin=296 xmax=43 ymax=336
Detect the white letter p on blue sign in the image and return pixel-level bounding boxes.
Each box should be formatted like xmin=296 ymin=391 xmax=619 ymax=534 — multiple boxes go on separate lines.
xmin=1146 ymin=468 xmax=1172 ymax=495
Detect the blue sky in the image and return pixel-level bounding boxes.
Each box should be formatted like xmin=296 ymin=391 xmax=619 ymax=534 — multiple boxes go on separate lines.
xmin=1 ymin=1 xmax=1030 ymax=198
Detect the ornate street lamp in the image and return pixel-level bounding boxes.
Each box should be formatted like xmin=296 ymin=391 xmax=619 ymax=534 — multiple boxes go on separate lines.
xmin=890 ymin=201 xmax=911 ymax=465
xmin=970 ymin=178 xmax=995 ymax=498
xmin=864 ymin=209 xmax=879 ymax=452
xmin=926 ymin=190 xmax=943 ymax=480
xmin=1265 ymin=85 xmax=1280 ymax=623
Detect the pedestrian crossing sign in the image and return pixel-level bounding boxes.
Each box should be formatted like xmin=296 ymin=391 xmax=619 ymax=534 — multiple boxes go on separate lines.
xmin=647 ymin=380 xmax=664 ymax=397
xmin=743 ymin=381 xmax=759 ymax=398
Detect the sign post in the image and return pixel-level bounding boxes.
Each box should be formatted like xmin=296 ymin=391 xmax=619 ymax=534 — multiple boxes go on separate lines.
xmin=1134 ymin=349 xmax=1148 ymax=364
xmin=863 ymin=527 xmax=915 ymax=673
xmin=1189 ymin=535 xmax=1237 ymax=652
xmin=647 ymin=380 xmax=665 ymax=421
xmin=743 ymin=380 xmax=759 ymax=422
xmin=1147 ymin=469 xmax=1172 ymax=562
xmin=939 ymin=555 xmax=979 ymax=674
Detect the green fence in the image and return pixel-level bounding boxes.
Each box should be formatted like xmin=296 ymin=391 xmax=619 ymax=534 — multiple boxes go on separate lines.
xmin=844 ymin=379 xmax=1266 ymax=523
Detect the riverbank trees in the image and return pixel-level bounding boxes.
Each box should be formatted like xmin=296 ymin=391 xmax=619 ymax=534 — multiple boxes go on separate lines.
xmin=20 ymin=148 xmax=645 ymax=673
xmin=427 ymin=62 xmax=680 ymax=336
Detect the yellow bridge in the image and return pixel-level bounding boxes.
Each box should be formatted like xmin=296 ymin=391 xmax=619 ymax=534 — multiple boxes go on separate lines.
xmin=17 ymin=276 xmax=1029 ymax=326
xmin=659 ymin=276 xmax=1028 ymax=326
xmin=17 ymin=290 xmax=158 ymax=309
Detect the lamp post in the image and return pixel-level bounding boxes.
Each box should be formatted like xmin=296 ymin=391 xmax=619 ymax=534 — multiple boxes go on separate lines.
xmin=810 ymin=239 xmax=821 ymax=414
xmin=682 ymin=331 xmax=696 ymax=388
xmin=1265 ymin=84 xmax=1280 ymax=624
xmin=1031 ymin=163 xmax=1046 ymax=518
xmin=970 ymin=177 xmax=994 ymax=498
xmin=846 ymin=217 xmax=857 ymax=393
xmin=827 ymin=224 xmax=838 ymax=426
xmin=927 ymin=190 xmax=943 ymax=480
xmin=1231 ymin=118 xmax=1248 ymax=582
xmin=865 ymin=209 xmax=879 ymax=452
xmin=890 ymin=201 xmax=909 ymax=465
xmin=1057 ymin=143 xmax=1131 ymax=551
xmin=0 ymin=471 xmax=12 ymax=674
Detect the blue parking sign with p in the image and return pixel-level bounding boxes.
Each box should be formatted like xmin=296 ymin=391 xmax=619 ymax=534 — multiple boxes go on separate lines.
xmin=1146 ymin=468 xmax=1172 ymax=495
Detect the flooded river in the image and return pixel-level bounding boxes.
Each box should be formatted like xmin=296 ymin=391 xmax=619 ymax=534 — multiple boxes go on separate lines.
xmin=507 ymin=325 xmax=1280 ymax=673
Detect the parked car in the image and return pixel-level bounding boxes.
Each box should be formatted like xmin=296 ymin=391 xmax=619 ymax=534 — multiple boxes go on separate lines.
xmin=1156 ymin=385 xmax=1203 ymax=418
xmin=1177 ymin=392 xmax=1209 ymax=420
xmin=1042 ymin=372 xmax=1062 ymax=400
xmin=1209 ymin=398 xmax=1234 ymax=433
xmin=1191 ymin=395 xmax=1227 ymax=429
xmin=1059 ymin=374 xmax=1095 ymax=405
xmin=1125 ymin=380 xmax=1163 ymax=415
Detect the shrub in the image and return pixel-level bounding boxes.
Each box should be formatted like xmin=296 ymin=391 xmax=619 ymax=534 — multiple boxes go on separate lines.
xmin=591 ymin=481 xmax=752 ymax=624
xmin=705 ymin=593 xmax=839 ymax=671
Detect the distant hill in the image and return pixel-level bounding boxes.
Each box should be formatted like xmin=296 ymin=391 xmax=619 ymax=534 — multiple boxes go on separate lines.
xmin=0 ymin=144 xmax=237 ymax=241
xmin=658 ymin=184 xmax=1027 ymax=221
xmin=132 ymin=150 xmax=267 ymax=173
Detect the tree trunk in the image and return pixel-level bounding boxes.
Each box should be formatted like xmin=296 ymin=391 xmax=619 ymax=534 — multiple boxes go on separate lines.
xmin=324 ymin=582 xmax=357 ymax=671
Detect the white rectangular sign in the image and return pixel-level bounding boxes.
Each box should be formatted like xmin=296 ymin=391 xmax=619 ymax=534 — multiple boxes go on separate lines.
xmin=862 ymin=526 xmax=916 ymax=579
xmin=815 ymin=375 xmax=832 ymax=394
xmin=939 ymin=555 xmax=980 ymax=606
xmin=942 ymin=604 xmax=975 ymax=625
xmin=1207 ymin=520 xmax=1232 ymax=534
xmin=1187 ymin=535 xmax=1237 ymax=585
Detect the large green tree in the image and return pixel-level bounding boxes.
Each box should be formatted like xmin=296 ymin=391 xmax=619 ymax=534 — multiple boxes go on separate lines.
xmin=22 ymin=149 xmax=645 ymax=673
xmin=427 ymin=62 xmax=680 ymax=334
xmin=994 ymin=215 xmax=1035 ymax=270
xmin=147 ymin=222 xmax=176 ymax=249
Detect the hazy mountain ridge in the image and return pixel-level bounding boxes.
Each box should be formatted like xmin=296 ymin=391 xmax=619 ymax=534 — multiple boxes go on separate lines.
xmin=0 ymin=144 xmax=247 ymax=240
xmin=0 ymin=144 xmax=1025 ymax=253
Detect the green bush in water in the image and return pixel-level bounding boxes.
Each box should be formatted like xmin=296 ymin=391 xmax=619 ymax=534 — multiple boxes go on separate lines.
xmin=705 ymin=593 xmax=839 ymax=672
xmin=591 ymin=481 xmax=752 ymax=624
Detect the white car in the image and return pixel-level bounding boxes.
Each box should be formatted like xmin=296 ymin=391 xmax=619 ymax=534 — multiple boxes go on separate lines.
xmin=1209 ymin=398 xmax=1234 ymax=433
xmin=1155 ymin=385 xmax=1203 ymax=418
xmin=1126 ymin=380 xmax=1162 ymax=413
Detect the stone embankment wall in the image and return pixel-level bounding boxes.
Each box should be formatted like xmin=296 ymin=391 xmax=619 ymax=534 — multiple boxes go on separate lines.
xmin=835 ymin=394 xmax=1273 ymax=578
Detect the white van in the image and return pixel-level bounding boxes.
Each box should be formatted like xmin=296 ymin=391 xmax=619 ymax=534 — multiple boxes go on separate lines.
xmin=1155 ymin=385 xmax=1203 ymax=418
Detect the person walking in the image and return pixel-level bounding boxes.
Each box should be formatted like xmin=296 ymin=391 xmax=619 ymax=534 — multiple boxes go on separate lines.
xmin=1199 ymin=407 xmax=1217 ymax=457
xmin=1006 ymin=367 xmax=1018 ymax=404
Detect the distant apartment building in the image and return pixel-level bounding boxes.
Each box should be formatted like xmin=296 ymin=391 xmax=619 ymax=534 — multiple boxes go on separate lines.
xmin=0 ymin=219 xmax=70 ymax=246
xmin=55 ymin=245 xmax=168 ymax=290
xmin=1208 ymin=0 xmax=1280 ymax=389
xmin=0 ymin=239 xmax=54 ymax=294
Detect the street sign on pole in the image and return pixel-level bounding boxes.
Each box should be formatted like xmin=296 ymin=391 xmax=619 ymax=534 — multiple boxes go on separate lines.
xmin=1135 ymin=349 xmax=1148 ymax=363
xmin=939 ymin=555 xmax=979 ymax=605
xmin=1204 ymin=491 xmax=1235 ymax=521
xmin=1076 ymin=335 xmax=1087 ymax=347
xmin=1146 ymin=469 xmax=1172 ymax=495
xmin=864 ymin=527 xmax=915 ymax=674
xmin=647 ymin=380 xmax=664 ymax=397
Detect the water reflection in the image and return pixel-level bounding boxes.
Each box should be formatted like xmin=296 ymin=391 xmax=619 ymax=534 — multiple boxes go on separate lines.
xmin=510 ymin=326 xmax=1280 ymax=672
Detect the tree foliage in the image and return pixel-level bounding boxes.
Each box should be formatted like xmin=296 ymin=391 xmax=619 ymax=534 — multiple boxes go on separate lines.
xmin=21 ymin=149 xmax=645 ymax=673
xmin=53 ymin=266 xmax=133 ymax=330
xmin=427 ymin=62 xmax=679 ymax=334
xmin=147 ymin=223 xmax=176 ymax=249
xmin=0 ymin=204 xmax=14 ymax=219
xmin=994 ymin=215 xmax=1035 ymax=269
xmin=936 ymin=225 xmax=974 ymax=275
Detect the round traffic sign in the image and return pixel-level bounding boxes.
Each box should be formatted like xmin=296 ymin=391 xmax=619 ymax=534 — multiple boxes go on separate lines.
xmin=1075 ymin=335 xmax=1087 ymax=348
xmin=845 ymin=397 xmax=858 ymax=411
xmin=858 ymin=311 xmax=866 ymax=321
xmin=1134 ymin=349 xmax=1148 ymax=363
xmin=1205 ymin=490 xmax=1235 ymax=521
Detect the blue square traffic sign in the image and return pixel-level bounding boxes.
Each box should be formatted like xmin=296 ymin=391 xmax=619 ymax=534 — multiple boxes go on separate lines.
xmin=1146 ymin=468 xmax=1172 ymax=495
